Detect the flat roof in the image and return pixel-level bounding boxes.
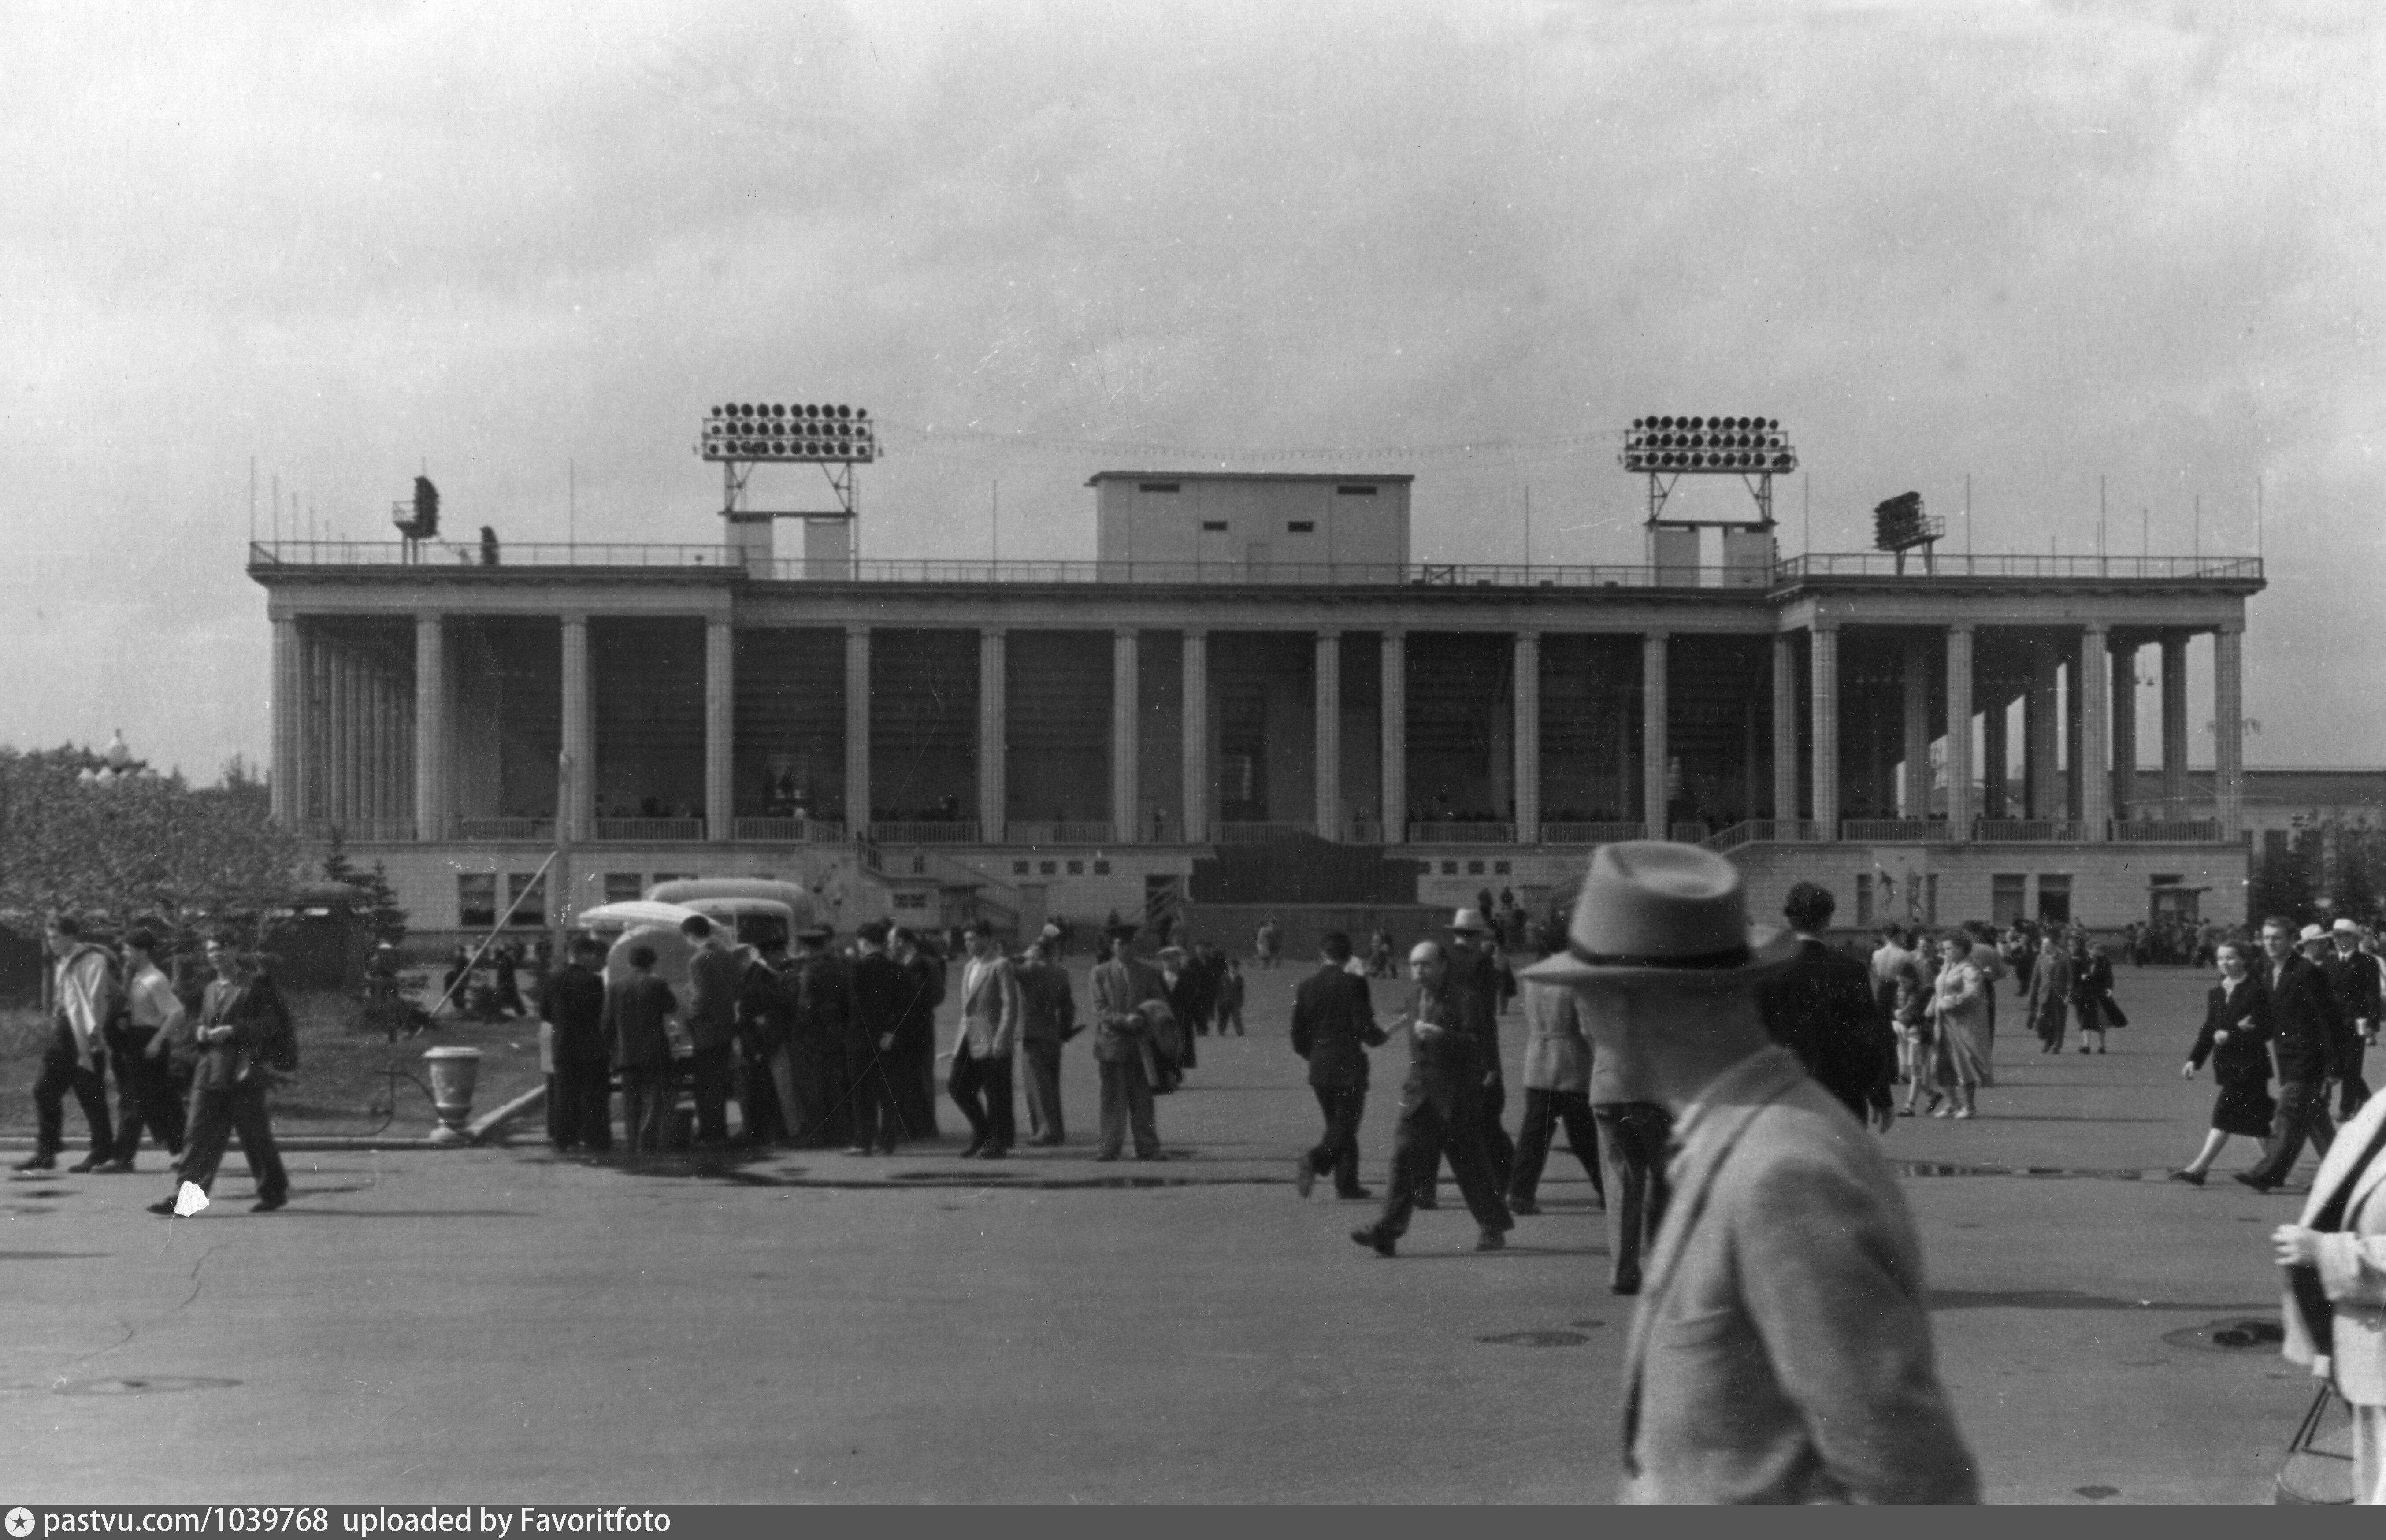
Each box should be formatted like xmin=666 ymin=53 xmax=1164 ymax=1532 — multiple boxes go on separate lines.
xmin=1085 ymin=471 xmax=1416 ymax=486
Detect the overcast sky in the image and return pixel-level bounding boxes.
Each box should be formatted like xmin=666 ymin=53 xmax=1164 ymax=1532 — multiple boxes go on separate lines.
xmin=4 ymin=1 xmax=2379 ymax=782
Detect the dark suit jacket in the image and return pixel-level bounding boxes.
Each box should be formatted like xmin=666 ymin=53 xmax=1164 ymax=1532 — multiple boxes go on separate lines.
xmin=1756 ymin=939 xmax=1894 ymax=1122
xmin=604 ymin=974 xmax=678 ymax=1070
xmin=1290 ymin=964 xmax=1385 ymax=1090
xmin=2188 ymin=978 xmax=2272 ymax=1084
xmin=2323 ymin=950 xmax=2382 ymax=1036
xmin=541 ymin=962 xmax=609 ymax=1065
xmin=2267 ymin=954 xmax=2344 ymax=1084
xmin=849 ymin=950 xmax=905 ymax=1051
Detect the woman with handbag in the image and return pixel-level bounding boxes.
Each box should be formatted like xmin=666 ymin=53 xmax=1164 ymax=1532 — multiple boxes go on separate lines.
xmin=2171 ymin=940 xmax=2274 ymax=1185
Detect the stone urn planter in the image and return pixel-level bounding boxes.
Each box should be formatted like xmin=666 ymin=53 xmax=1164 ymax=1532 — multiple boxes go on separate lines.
xmin=423 ymin=1046 xmax=484 ymax=1143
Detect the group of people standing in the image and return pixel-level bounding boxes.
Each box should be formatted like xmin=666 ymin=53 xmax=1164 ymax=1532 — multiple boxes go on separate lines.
xmin=17 ymin=913 xmax=291 ymax=1217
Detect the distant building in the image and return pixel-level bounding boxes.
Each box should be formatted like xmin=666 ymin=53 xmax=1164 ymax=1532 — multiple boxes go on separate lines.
xmin=249 ymin=471 xmax=2264 ymax=942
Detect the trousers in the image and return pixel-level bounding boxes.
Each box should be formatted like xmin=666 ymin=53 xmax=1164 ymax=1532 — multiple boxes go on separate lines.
xmin=1305 ymin=1084 xmax=1368 ymax=1195
xmin=1510 ymin=1087 xmax=1603 ymax=1206
xmin=2341 ymin=1038 xmax=2373 ymax=1120
xmin=844 ymin=1043 xmax=902 ymax=1151
xmin=549 ymin=1049 xmax=613 ymax=1150
xmin=1374 ymin=1095 xmax=1512 ymax=1240
xmin=178 ymin=1078 xmax=288 ymax=1200
xmin=107 ymin=1027 xmax=186 ymax=1161
xmin=2246 ymin=1077 xmax=2337 ymax=1188
xmin=34 ymin=1023 xmax=112 ymax=1160
xmin=1594 ymin=1102 xmax=1673 ymax=1292
xmin=1417 ymin=1078 xmax=1516 ymax=1205
xmin=618 ymin=1064 xmax=673 ymax=1153
xmin=686 ymin=1043 xmax=734 ymax=1144
xmin=949 ymin=1046 xmax=1015 ymax=1151
xmin=1097 ymin=1056 xmax=1160 ymax=1158
xmin=1020 ymin=1039 xmax=1065 ymax=1140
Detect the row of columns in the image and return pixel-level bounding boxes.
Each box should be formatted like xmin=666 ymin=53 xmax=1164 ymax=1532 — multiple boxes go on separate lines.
xmin=287 ymin=614 xmax=2247 ymax=846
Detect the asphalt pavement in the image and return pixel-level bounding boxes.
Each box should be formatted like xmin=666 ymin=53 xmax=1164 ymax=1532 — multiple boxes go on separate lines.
xmin=0 ymin=960 xmax=2331 ymax=1503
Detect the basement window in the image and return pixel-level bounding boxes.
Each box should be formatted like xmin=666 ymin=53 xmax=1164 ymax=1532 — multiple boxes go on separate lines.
xmin=1140 ymin=482 xmax=1181 ymax=494
xmin=1202 ymin=520 xmax=1229 ymax=531
xmin=1287 ymin=521 xmax=1315 ymax=533
xmin=1336 ymin=485 xmax=1378 ymax=496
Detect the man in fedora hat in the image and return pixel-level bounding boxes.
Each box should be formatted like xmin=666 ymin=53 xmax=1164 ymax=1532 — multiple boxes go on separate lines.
xmin=1349 ymin=940 xmax=1516 ymax=1256
xmin=2323 ymin=917 xmax=2380 ymax=1119
xmin=1523 ymin=842 xmax=1976 ymax=1503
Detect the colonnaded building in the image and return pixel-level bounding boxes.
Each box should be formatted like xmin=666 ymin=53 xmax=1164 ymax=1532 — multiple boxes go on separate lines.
xmin=251 ymin=446 xmax=2264 ymax=946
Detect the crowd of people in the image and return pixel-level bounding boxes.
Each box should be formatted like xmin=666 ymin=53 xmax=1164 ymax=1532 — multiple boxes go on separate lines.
xmin=17 ymin=913 xmax=293 ymax=1218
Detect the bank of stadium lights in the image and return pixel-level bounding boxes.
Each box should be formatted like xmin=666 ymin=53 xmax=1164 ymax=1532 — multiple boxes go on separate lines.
xmin=1619 ymin=416 xmax=1797 ymax=474
xmin=700 ymin=403 xmax=877 ymax=464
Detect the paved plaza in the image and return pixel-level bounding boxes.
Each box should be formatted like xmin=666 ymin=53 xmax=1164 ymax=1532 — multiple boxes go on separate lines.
xmin=0 ymin=961 xmax=2329 ymax=1503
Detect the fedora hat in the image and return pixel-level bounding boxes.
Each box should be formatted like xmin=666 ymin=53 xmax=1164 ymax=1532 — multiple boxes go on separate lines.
xmin=1447 ymin=907 xmax=1492 ymax=935
xmin=2298 ymin=923 xmax=2330 ymax=946
xmin=2333 ymin=918 xmax=2363 ymax=938
xmin=1519 ymin=841 xmax=1798 ymax=987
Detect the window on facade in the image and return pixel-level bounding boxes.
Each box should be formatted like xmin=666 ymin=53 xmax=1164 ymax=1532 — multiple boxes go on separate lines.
xmin=458 ymin=874 xmax=497 ymax=930
xmin=1039 ymin=861 xmax=1057 ymax=876
xmin=604 ymin=873 xmax=643 ymax=905
xmin=1493 ymin=861 xmax=1512 ymax=875
xmin=1139 ymin=482 xmax=1180 ymax=493
xmin=1287 ymin=521 xmax=1315 ymax=533
xmin=1013 ymin=861 xmax=1030 ymax=876
xmin=2037 ymin=874 xmax=2073 ymax=926
xmin=1066 ymin=860 xmax=1084 ymax=875
xmin=1855 ymin=874 xmax=1874 ymax=928
xmin=1202 ymin=520 xmax=1229 ymax=532
xmin=892 ymin=892 xmax=930 ymax=911
xmin=1923 ymin=874 xmax=1940 ymax=927
xmin=1991 ymin=874 xmax=2026 ymax=927
xmin=1467 ymin=861 xmax=1485 ymax=875
xmin=507 ymin=872 xmax=547 ymax=927
xmin=1092 ymin=861 xmax=1111 ymax=875
xmin=1336 ymin=485 xmax=1378 ymax=497
xmin=1441 ymin=861 xmax=1458 ymax=876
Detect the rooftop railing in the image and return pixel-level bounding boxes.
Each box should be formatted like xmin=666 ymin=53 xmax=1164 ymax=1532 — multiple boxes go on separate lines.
xmin=249 ymin=542 xmax=2261 ymax=588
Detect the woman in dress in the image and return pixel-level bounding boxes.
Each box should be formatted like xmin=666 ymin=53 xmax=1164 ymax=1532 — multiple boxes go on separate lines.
xmin=2069 ymin=931 xmax=2117 ymax=1054
xmin=1928 ymin=932 xmax=1990 ymax=1119
xmin=2171 ymin=939 xmax=2274 ymax=1185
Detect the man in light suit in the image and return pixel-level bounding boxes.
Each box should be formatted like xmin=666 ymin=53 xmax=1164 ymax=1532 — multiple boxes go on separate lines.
xmin=946 ymin=919 xmax=1022 ymax=1158
xmin=1522 ymin=842 xmax=1978 ymax=1504
xmin=1089 ymin=920 xmax=1165 ymax=1161
xmin=2275 ymin=1086 xmax=2386 ymax=1503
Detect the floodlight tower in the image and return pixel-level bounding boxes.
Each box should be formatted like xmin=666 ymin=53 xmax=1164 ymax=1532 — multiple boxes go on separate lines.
xmin=697 ymin=401 xmax=879 ymax=577
xmin=1619 ymin=415 xmax=1798 ymax=586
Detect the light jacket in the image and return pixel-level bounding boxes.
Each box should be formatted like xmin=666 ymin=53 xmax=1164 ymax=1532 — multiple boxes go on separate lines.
xmin=2282 ymin=1091 xmax=2386 ymax=1405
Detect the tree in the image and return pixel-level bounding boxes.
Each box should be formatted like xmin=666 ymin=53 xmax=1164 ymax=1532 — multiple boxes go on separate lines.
xmin=2248 ymin=826 xmax=2319 ymax=928
xmin=319 ymin=828 xmax=408 ymax=946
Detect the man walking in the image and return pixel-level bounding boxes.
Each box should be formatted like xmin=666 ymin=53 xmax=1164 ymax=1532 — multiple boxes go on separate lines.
xmin=2323 ymin=918 xmax=2380 ymax=1118
xmin=2023 ymin=928 xmax=2074 ymax=1055
xmin=542 ymin=935 xmax=613 ymax=1152
xmin=679 ymin=914 xmax=743 ymax=1147
xmin=1507 ymin=962 xmax=1605 ymax=1217
xmin=1756 ymin=882 xmax=1895 ymax=1129
xmin=1522 ymin=841 xmax=1978 ymax=1503
xmin=1350 ymin=941 xmax=1516 ymax=1257
xmin=1291 ymin=931 xmax=1385 ymax=1200
xmin=1090 ymin=920 xmax=1165 ymax=1161
xmin=1443 ymin=908 xmax=1516 ymax=1193
xmin=19 ymin=914 xmax=116 ymax=1174
xmin=845 ymin=921 xmax=906 ymax=1155
xmin=948 ymin=920 xmax=1022 ymax=1158
xmin=1014 ymin=937 xmax=1077 ymax=1146
xmin=106 ymin=928 xmax=187 ymax=1172
xmin=146 ymin=939 xmax=291 ymax=1216
xmin=2240 ymin=916 xmax=2346 ymax=1193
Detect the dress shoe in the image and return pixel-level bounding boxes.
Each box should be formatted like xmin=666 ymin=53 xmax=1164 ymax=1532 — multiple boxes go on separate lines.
xmin=1610 ymin=1279 xmax=1641 ymax=1296
xmin=251 ymin=1191 xmax=288 ymax=1213
xmin=2233 ymin=1173 xmax=2275 ymax=1193
xmin=957 ymin=1142 xmax=985 ymax=1159
xmin=13 ymin=1153 xmax=56 ymax=1173
xmin=66 ymin=1156 xmax=107 ymax=1174
xmin=1351 ymin=1226 xmax=1397 ymax=1258
xmin=2168 ymin=1169 xmax=2207 ymax=1186
xmin=1476 ymin=1229 xmax=1507 ymax=1252
xmin=1336 ymin=1186 xmax=1373 ymax=1201
xmin=1094 ymin=1152 xmax=1121 ymax=1162
xmin=979 ymin=1145 xmax=1008 ymax=1160
xmin=1295 ymin=1159 xmax=1316 ymax=1199
xmin=145 ymin=1198 xmax=178 ymax=1217
xmin=1134 ymin=1151 xmax=1168 ymax=1162
xmin=842 ymin=1146 xmax=871 ymax=1157
xmin=1508 ymin=1196 xmax=1540 ymax=1217
xmin=100 ymin=1157 xmax=136 ymax=1174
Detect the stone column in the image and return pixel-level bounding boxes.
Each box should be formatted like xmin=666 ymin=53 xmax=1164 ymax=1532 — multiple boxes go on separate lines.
xmin=413 ymin=615 xmax=447 ymax=841
xmin=1944 ymin=626 xmax=1974 ymax=836
xmin=561 ymin=616 xmax=593 ymax=839
xmin=1642 ymin=632 xmax=1669 ymax=839
xmin=1981 ymin=688 xmax=2008 ymax=821
xmin=1902 ymin=635 xmax=1933 ymax=821
xmin=844 ymin=627 xmax=871 ymax=835
xmin=2214 ymin=624 xmax=2245 ymax=839
xmin=978 ymin=628 xmax=1006 ymax=844
xmin=1111 ymin=629 xmax=1139 ymax=845
xmin=1810 ymin=627 xmax=1840 ymax=840
xmin=1512 ymin=632 xmax=1540 ymax=844
xmin=705 ymin=619 xmax=734 ymax=842
xmin=1181 ymin=629 xmax=1209 ymax=844
xmin=2024 ymin=649 xmax=2058 ymax=821
xmin=1772 ymin=634 xmax=1798 ymax=828
xmin=1315 ymin=630 xmax=1343 ymax=841
xmin=2161 ymin=633 xmax=2190 ymax=819
xmin=1380 ymin=631 xmax=1407 ymax=841
xmin=2078 ymin=625 xmax=2110 ymax=839
xmin=2109 ymin=638 xmax=2137 ymax=827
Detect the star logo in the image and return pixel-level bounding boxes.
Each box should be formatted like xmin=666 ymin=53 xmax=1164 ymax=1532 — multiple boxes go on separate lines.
xmin=7 ymin=1507 xmax=35 ymax=1538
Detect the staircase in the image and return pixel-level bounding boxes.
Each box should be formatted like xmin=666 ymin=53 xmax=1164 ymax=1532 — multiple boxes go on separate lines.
xmin=1190 ymin=831 xmax=1422 ymax=905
